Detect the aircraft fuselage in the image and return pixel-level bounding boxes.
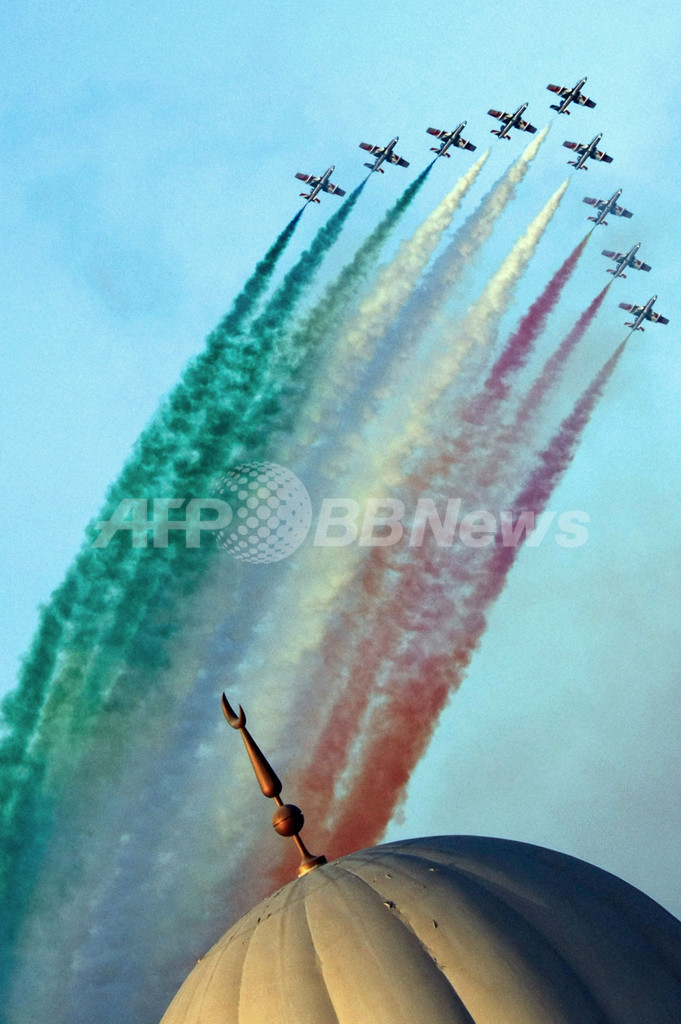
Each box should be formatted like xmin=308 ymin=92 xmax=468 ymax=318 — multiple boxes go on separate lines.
xmin=593 ymin=188 xmax=622 ymax=225
xmin=559 ymin=77 xmax=587 ymax=113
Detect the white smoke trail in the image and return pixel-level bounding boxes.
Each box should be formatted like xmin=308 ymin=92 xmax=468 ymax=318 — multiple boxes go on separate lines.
xmin=216 ymin=179 xmax=571 ymax=798
xmin=284 ymin=152 xmax=489 ymax=458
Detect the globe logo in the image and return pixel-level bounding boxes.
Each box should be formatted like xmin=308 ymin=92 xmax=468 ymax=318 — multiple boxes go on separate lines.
xmin=213 ymin=462 xmax=312 ymax=563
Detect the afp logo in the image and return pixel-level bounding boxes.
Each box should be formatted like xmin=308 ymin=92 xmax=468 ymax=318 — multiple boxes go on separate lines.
xmin=92 ymin=462 xmax=313 ymax=564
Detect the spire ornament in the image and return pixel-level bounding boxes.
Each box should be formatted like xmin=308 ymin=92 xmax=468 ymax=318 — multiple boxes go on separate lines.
xmin=222 ymin=693 xmax=327 ymax=877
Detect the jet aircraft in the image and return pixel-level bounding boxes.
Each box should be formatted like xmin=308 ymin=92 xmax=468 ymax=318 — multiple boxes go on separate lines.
xmin=426 ymin=123 xmax=476 ymax=157
xmin=295 ymin=166 xmax=346 ymax=204
xmin=602 ymin=243 xmax=651 ymax=279
xmin=547 ymin=77 xmax=596 ymax=115
xmin=359 ymin=137 xmax=409 ymax=173
xmin=487 ymin=103 xmax=537 ymax=140
xmin=583 ymin=189 xmax=632 ymax=226
xmin=563 ymin=133 xmax=612 ymax=169
xmin=619 ymin=295 xmax=669 ymax=331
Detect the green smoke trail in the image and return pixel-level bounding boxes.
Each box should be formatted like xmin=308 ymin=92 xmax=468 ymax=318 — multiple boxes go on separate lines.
xmin=0 ymin=209 xmax=302 ymax=769
xmin=249 ymin=165 xmax=435 ymax=442
xmin=55 ymin=172 xmax=426 ymax=744
xmin=0 ymin=211 xmax=304 ymax=982
xmin=0 ymin=187 xmax=371 ymax=982
xmin=72 ymin=183 xmax=369 ymax=712
xmin=48 ymin=172 xmax=427 ymax=785
xmin=1 ymin=172 xmax=437 ymax=1011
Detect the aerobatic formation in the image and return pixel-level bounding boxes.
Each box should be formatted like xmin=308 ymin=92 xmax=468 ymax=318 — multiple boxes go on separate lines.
xmin=0 ymin=73 xmax=673 ymax=1024
xmin=293 ymin=75 xmax=667 ymax=329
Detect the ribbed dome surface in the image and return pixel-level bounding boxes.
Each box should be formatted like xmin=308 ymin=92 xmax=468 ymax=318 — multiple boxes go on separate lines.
xmin=160 ymin=835 xmax=681 ymax=1023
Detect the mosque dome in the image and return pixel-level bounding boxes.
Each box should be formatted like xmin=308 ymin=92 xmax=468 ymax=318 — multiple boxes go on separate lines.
xmin=159 ymin=833 xmax=681 ymax=1024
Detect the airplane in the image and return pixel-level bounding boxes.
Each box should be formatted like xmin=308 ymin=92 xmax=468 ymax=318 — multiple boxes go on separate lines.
xmin=359 ymin=137 xmax=409 ymax=173
xmin=583 ymin=188 xmax=633 ymax=226
xmin=294 ymin=166 xmax=346 ymax=204
xmin=547 ymin=77 xmax=596 ymax=115
xmin=618 ymin=295 xmax=669 ymax=331
xmin=487 ymin=103 xmax=537 ymax=140
xmin=426 ymin=122 xmax=476 ymax=157
xmin=601 ymin=243 xmax=651 ymax=279
xmin=563 ymin=133 xmax=612 ymax=169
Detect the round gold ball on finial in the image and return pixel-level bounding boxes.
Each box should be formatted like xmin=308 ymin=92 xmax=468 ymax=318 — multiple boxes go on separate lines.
xmin=272 ymin=803 xmax=304 ymax=837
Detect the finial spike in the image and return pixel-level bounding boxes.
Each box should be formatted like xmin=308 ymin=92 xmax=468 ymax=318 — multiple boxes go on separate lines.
xmin=221 ymin=693 xmax=246 ymax=729
xmin=221 ymin=693 xmax=327 ymax=877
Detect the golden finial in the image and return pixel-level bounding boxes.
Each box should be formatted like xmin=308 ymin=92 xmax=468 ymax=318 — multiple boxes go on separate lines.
xmin=222 ymin=693 xmax=327 ymax=877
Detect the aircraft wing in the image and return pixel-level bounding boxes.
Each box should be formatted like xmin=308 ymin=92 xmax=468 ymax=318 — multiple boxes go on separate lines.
xmin=615 ymin=204 xmax=633 ymax=218
xmin=601 ymin=249 xmax=623 ymax=260
xmin=517 ymin=118 xmax=537 ymax=133
xmin=563 ymin=140 xmax=586 ymax=153
xmin=577 ymin=94 xmax=596 ymax=108
xmin=295 ymin=172 xmax=321 ymax=185
xmin=388 ymin=151 xmax=409 ymax=166
xmin=632 ymin=259 xmax=651 ymax=272
xmin=488 ymin=109 xmax=510 ymax=123
xmin=547 ymin=83 xmax=569 ymax=98
xmin=323 ymin=181 xmax=346 ymax=196
xmin=583 ymin=196 xmax=601 ymax=207
xmin=619 ymin=302 xmax=643 ymax=315
xmin=359 ymin=142 xmax=385 ymax=156
xmin=461 ymin=139 xmax=476 ymax=151
xmin=592 ymin=147 xmax=613 ymax=163
xmin=427 ymin=127 xmax=449 ymax=139
xmin=649 ymin=311 xmax=669 ymax=324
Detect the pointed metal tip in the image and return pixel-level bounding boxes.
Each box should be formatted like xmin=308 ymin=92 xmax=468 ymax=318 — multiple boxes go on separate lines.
xmin=222 ymin=693 xmax=246 ymax=729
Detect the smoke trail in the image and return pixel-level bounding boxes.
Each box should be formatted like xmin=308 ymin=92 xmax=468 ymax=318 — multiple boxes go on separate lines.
xmin=1 ymin=180 xmax=385 ymax=1021
xmin=257 ymin=187 xmax=574 ymax=884
xmin=259 ymin=167 xmax=436 ymax=445
xmin=280 ymin=280 xmax=610 ymax=870
xmin=243 ymin=182 xmax=366 ymax=357
xmin=343 ymin=153 xmax=489 ymax=359
xmin=0 ymin=210 xmax=303 ymax=787
xmin=27 ymin=186 xmax=366 ymax=743
xmin=287 ymin=152 xmax=489 ymax=461
xmin=0 ymin=195 xmax=376 ymax=1007
xmin=232 ymin=182 xmax=573 ymax=851
xmin=467 ymin=234 xmax=590 ymax=422
xmin=513 ymin=285 xmax=611 ymax=433
xmin=294 ymin=166 xmax=434 ymax=349
xmin=0 ymin=212 xmax=306 ymax=957
xmin=320 ymin=341 xmax=628 ymax=858
xmin=224 ymin=163 xmax=498 ymax=739
xmin=393 ymin=127 xmax=549 ymax=347
xmin=470 ymin=285 xmax=612 ymax=496
xmin=4 ymin=176 xmax=425 ymax=1021
xmin=365 ymin=178 xmax=570 ymax=487
xmin=395 ymin=236 xmax=594 ymax=495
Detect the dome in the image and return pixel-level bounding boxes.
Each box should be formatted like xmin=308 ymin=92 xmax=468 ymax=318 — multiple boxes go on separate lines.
xmin=160 ymin=835 xmax=681 ymax=1023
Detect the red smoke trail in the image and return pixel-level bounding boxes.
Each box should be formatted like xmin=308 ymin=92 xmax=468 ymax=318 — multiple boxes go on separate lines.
xmin=515 ymin=284 xmax=611 ymax=431
xmin=465 ymin=235 xmax=590 ymax=425
xmin=282 ymin=280 xmax=606 ymax=865
xmin=272 ymin=288 xmax=617 ymax=882
xmin=315 ymin=340 xmax=627 ymax=859
xmin=478 ymin=284 xmax=611 ymax=491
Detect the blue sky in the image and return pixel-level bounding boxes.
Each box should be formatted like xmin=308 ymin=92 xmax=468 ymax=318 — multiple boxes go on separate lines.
xmin=2 ymin=0 xmax=681 ymax=923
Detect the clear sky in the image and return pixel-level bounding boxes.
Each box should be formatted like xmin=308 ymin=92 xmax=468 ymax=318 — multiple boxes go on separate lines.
xmin=2 ymin=0 xmax=681 ymax=934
